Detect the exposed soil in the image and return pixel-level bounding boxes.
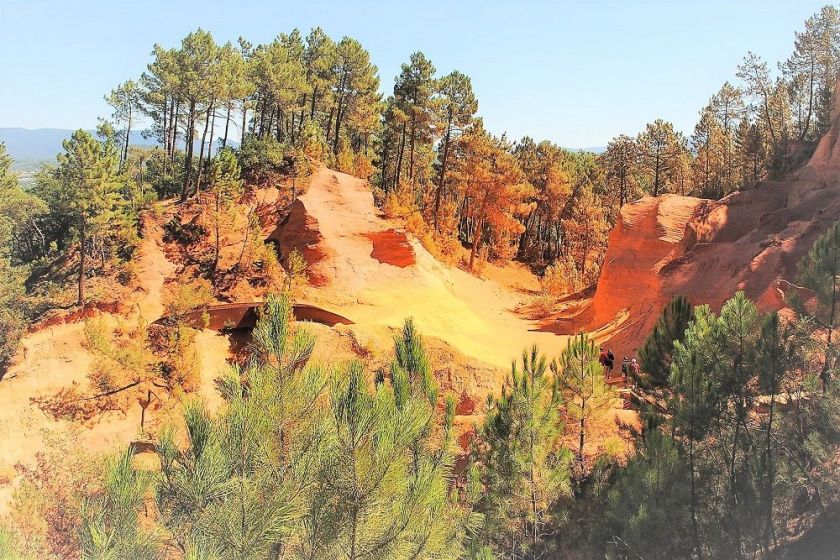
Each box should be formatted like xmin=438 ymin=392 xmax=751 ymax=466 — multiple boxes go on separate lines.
xmin=551 ymin=95 xmax=840 ymax=358
xmin=365 ymin=228 xmax=416 ymax=267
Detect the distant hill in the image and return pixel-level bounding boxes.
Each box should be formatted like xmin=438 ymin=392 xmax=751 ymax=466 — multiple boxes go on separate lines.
xmin=0 ymin=128 xmax=237 ymax=171
xmin=0 ymin=127 xmax=600 ymax=171
xmin=0 ymin=128 xmax=158 ymax=171
xmin=565 ymin=146 xmax=606 ymax=154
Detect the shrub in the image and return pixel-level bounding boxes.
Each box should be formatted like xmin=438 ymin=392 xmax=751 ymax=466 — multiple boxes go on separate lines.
xmin=162 ymin=278 xmax=213 ymax=323
xmin=5 ymin=429 xmax=104 ymax=559
xmin=162 ymin=216 xmax=206 ymax=245
xmin=542 ymin=255 xmax=583 ymax=296
xmin=238 ymin=135 xmax=311 ymax=188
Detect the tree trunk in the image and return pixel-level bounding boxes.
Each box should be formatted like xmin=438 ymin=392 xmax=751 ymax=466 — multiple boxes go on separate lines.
xmin=766 ymin=394 xmax=778 ymax=552
xmin=310 ymin=87 xmax=318 ymax=119
xmin=77 ymin=219 xmax=86 ymax=307
xmin=433 ymin=118 xmax=452 ymax=231
xmin=209 ymin=105 xmax=216 ymax=155
xmin=408 ymin=111 xmax=416 ymax=182
xmin=380 ymin=136 xmax=389 ymax=193
xmin=123 ymin=105 xmax=132 ymax=168
xmin=180 ymin=99 xmax=196 ymax=202
xmin=171 ymin=101 xmax=180 ymax=160
xmin=325 ymin=106 xmax=334 ymax=143
xmin=162 ymin=95 xmax=169 ymax=155
xmin=242 ymin=98 xmax=249 ymax=139
xmin=653 ymin=151 xmax=661 ymax=196
xmin=298 ymin=93 xmax=307 ymax=137
xmin=578 ymin=416 xmax=585 ymax=466
xmin=350 ymin=504 xmax=359 ymax=560
xmin=689 ymin=434 xmax=703 ymax=559
xmin=469 ymin=214 xmax=484 ymax=270
xmin=222 ymin=105 xmax=231 ymax=148
xmin=395 ymin=121 xmax=407 ymax=189
xmin=333 ymin=97 xmax=344 ymax=154
xmin=195 ymin=102 xmax=213 ymax=196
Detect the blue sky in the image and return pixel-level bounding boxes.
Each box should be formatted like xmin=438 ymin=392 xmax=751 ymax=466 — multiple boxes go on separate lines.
xmin=0 ymin=0 xmax=830 ymax=147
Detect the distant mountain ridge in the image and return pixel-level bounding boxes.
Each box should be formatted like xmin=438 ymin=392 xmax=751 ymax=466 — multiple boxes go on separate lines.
xmin=0 ymin=128 xmax=158 ymax=170
xmin=0 ymin=127 xmax=603 ymax=171
xmin=0 ymin=128 xmax=239 ymax=171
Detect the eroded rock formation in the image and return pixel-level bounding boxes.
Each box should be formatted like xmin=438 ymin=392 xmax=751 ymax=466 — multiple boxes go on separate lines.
xmin=572 ymin=93 xmax=840 ymax=357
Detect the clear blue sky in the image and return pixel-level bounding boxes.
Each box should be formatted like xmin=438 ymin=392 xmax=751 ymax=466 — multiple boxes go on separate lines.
xmin=0 ymin=0 xmax=830 ymax=147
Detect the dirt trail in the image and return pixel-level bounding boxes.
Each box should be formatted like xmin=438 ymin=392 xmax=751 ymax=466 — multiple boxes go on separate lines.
xmin=280 ymin=167 xmax=569 ymax=370
xmin=135 ymin=211 xmax=176 ymax=320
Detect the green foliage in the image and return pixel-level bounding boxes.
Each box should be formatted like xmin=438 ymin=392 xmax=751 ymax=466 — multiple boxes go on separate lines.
xmin=0 ymin=143 xmax=48 ymax=374
xmin=793 ymin=221 xmax=840 ymax=388
xmin=237 ymin=135 xmax=308 ymax=188
xmin=30 ymin=129 xmax=138 ymax=305
xmin=0 ymin=524 xmax=33 ymax=560
xmin=670 ymin=305 xmax=719 ymax=444
xmin=79 ymin=450 xmax=159 ymax=560
xmin=639 ymin=295 xmax=693 ymax=388
xmin=473 ymin=346 xmax=571 ymax=558
xmin=605 ymin=431 xmax=691 ymax=560
xmin=154 ymin=296 xmax=467 ymax=559
xmin=553 ymin=333 xmax=616 ymax=469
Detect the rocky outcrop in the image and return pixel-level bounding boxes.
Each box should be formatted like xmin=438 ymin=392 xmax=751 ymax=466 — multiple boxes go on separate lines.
xmin=590 ymin=195 xmax=703 ymax=332
xmin=269 ymin=198 xmax=332 ymax=286
xmin=570 ymin=91 xmax=840 ymax=357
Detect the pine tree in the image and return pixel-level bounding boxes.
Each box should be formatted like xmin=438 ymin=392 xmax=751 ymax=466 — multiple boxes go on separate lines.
xmin=173 ymin=29 xmax=220 ymax=201
xmin=638 ymin=295 xmax=693 ymax=388
xmin=605 ymin=430 xmax=691 ymax=560
xmin=0 ymin=143 xmax=46 ymax=373
xmin=432 ymin=71 xmax=477 ymax=230
xmin=205 ymin=148 xmax=243 ymax=280
xmin=553 ymin=333 xmax=615 ymax=473
xmin=710 ymin=83 xmax=745 ymax=195
xmin=53 ymin=129 xmax=127 ymax=306
xmin=392 ymin=52 xmax=436 ymax=188
xmin=782 ymin=6 xmax=840 ymax=141
xmin=79 ymin=450 xmax=159 ymax=560
xmin=794 ymin=221 xmax=840 ymax=391
xmin=601 ymin=134 xmax=639 ymax=207
xmin=711 ymin=292 xmax=762 ymax=559
xmin=452 ymin=122 xmax=533 ymax=270
xmin=755 ymin=312 xmax=794 ymax=552
xmin=155 ymin=298 xmax=466 ymax=559
xmin=330 ymin=37 xmax=380 ymax=156
xmin=474 ymin=346 xmax=571 ymax=559
xmin=105 ymin=80 xmax=142 ymax=169
xmin=669 ymin=304 xmax=719 ymax=559
xmin=636 ymin=119 xmax=688 ymax=196
xmin=156 ymin=294 xmax=322 ymax=558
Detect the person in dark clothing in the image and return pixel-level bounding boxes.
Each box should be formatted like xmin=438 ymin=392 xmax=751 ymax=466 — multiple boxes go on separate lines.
xmin=621 ymin=356 xmax=630 ymax=378
xmin=605 ymin=349 xmax=615 ymax=377
xmin=598 ymin=346 xmax=608 ymax=376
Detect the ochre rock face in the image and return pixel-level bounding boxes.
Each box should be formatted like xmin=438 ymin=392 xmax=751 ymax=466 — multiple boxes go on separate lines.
xmin=366 ymin=229 xmax=416 ymax=267
xmin=591 ymin=195 xmax=703 ymax=329
xmin=586 ymin=91 xmax=840 ymax=358
xmin=269 ymin=198 xmax=332 ymax=286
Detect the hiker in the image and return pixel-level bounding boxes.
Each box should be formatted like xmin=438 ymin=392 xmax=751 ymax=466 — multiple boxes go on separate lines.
xmin=621 ymin=356 xmax=630 ymax=378
xmin=605 ymin=349 xmax=615 ymax=377
xmin=599 ymin=347 xmax=608 ymax=376
xmin=630 ymin=358 xmax=640 ymax=377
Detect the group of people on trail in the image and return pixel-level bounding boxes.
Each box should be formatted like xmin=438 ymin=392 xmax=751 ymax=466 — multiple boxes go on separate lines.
xmin=599 ymin=347 xmax=640 ymax=380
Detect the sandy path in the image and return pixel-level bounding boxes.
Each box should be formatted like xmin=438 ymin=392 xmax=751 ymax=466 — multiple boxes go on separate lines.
xmin=298 ymin=167 xmax=569 ymax=369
